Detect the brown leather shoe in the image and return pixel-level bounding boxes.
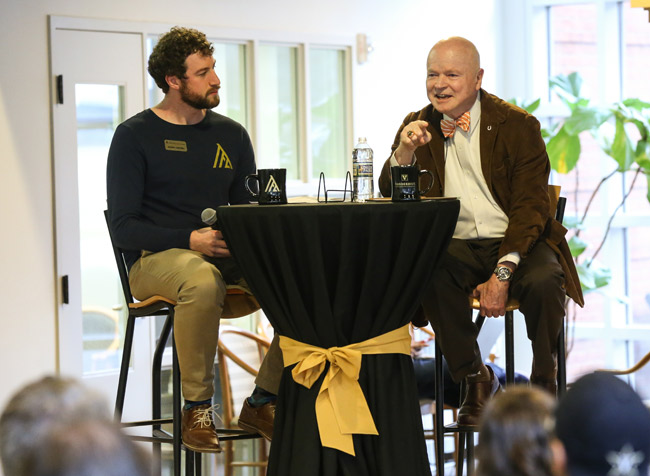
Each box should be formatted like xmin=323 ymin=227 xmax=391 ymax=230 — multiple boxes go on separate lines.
xmin=181 ymin=404 xmax=222 ymax=453
xmin=238 ymin=399 xmax=275 ymax=441
xmin=457 ymin=366 xmax=501 ymax=427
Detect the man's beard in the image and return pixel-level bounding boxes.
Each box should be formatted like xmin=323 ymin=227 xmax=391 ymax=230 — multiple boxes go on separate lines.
xmin=179 ymin=81 xmax=220 ymax=110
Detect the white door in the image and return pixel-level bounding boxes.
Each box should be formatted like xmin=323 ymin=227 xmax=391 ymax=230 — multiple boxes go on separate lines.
xmin=50 ymin=23 xmax=152 ymax=422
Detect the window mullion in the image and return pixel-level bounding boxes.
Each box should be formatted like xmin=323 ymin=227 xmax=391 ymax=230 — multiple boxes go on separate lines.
xmin=250 ymin=38 xmax=261 ymax=163
xmin=299 ymin=43 xmax=311 ymax=184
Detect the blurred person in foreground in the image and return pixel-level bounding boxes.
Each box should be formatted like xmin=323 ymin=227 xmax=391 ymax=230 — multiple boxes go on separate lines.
xmin=0 ymin=375 xmax=148 ymax=476
xmin=28 ymin=419 xmax=151 ymax=476
xmin=476 ymin=385 xmax=566 ymax=476
xmin=555 ymin=372 xmax=650 ymax=476
xmin=379 ymin=36 xmax=583 ymax=426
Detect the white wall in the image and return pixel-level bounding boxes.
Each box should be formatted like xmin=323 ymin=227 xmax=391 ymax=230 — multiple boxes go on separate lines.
xmin=0 ymin=0 xmax=506 ymax=428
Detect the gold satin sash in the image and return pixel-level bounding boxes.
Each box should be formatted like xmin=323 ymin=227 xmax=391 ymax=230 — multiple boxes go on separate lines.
xmin=279 ymin=324 xmax=412 ymax=456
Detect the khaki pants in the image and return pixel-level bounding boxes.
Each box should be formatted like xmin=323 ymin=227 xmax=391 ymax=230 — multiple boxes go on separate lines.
xmin=130 ymin=248 xmax=282 ymax=402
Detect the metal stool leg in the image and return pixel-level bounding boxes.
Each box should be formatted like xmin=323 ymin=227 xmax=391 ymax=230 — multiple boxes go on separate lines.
xmin=434 ymin=340 xmax=445 ymax=475
xmin=466 ymin=434 xmax=475 ymax=476
xmin=153 ymin=314 xmax=174 ymax=476
xmin=195 ymin=452 xmax=202 ymax=476
xmin=172 ymin=333 xmax=182 ymax=476
xmin=557 ymin=316 xmax=566 ymax=397
xmin=115 ymin=316 xmax=137 ymax=419
xmin=504 ymin=310 xmax=515 ymax=386
xmin=185 ymin=450 xmax=194 ymax=476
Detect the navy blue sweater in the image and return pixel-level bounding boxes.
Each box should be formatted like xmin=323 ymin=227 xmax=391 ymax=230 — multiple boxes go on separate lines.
xmin=106 ymin=109 xmax=256 ymax=267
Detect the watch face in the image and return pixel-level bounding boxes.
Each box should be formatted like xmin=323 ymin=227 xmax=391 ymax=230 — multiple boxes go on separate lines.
xmin=495 ymin=266 xmax=512 ymax=281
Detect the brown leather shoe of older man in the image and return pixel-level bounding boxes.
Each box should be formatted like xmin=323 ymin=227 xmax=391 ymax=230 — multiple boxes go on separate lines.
xmin=238 ymin=399 xmax=275 ymax=441
xmin=181 ymin=404 xmax=222 ymax=453
xmin=457 ymin=365 xmax=501 ymax=427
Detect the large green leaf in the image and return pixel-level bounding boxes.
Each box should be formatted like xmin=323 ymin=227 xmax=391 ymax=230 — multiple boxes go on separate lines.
xmin=550 ymin=73 xmax=582 ymax=105
xmin=563 ymin=106 xmax=610 ymax=136
xmin=577 ymin=261 xmax=612 ymax=292
xmin=637 ymin=156 xmax=650 ymax=173
xmin=508 ymin=97 xmax=541 ymax=115
xmin=568 ymin=235 xmax=588 ymax=258
xmin=562 ymin=215 xmax=583 ymax=229
xmin=523 ymin=98 xmax=541 ymax=115
xmin=547 ymin=127 xmax=581 ymax=174
xmin=609 ymin=117 xmax=636 ymax=171
xmin=622 ymin=98 xmax=650 ymax=110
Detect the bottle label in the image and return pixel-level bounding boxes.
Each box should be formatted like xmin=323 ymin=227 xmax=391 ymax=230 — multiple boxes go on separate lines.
xmin=353 ymin=163 xmax=373 ymax=178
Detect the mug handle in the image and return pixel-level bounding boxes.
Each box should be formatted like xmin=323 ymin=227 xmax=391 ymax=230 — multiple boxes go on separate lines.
xmin=245 ymin=174 xmax=260 ymax=199
xmin=419 ymin=170 xmax=434 ymax=195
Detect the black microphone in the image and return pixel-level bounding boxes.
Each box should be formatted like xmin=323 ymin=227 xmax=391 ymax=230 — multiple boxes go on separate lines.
xmin=200 ymin=207 xmax=243 ymax=283
xmin=201 ymin=207 xmax=219 ymax=230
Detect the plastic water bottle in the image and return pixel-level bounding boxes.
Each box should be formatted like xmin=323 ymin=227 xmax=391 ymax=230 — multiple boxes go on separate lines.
xmin=352 ymin=137 xmax=374 ymax=202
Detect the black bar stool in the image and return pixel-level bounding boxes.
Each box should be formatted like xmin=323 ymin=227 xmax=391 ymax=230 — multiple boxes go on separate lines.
xmin=105 ymin=211 xmax=262 ymax=475
xmin=433 ymin=192 xmax=568 ymax=476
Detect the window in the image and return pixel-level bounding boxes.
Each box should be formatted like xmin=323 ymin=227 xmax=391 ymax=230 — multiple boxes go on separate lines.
xmin=147 ymin=32 xmax=354 ymax=193
xmin=529 ymin=0 xmax=650 ymax=398
xmin=309 ymin=47 xmax=349 ymax=180
xmin=258 ymin=44 xmax=301 ymax=178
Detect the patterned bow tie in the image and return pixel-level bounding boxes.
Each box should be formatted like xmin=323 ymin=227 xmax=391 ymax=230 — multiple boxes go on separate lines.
xmin=440 ymin=112 xmax=471 ymax=138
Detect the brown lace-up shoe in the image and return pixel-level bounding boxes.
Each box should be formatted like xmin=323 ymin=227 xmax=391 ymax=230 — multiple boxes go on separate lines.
xmin=238 ymin=399 xmax=275 ymax=441
xmin=181 ymin=404 xmax=222 ymax=453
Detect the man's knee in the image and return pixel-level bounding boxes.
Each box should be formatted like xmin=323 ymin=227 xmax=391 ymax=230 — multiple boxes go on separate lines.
xmin=179 ymin=261 xmax=227 ymax=308
xmin=515 ymin=244 xmax=565 ymax=300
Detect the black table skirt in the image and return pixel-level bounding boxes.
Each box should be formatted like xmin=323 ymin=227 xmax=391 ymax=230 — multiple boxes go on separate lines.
xmin=218 ymin=199 xmax=459 ymax=476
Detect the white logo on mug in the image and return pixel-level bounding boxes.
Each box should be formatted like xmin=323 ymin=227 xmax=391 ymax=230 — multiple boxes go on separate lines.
xmin=265 ymin=175 xmax=281 ymax=193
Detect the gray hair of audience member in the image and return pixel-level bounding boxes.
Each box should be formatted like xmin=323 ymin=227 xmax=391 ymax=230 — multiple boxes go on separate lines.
xmin=0 ymin=375 xmax=112 ymax=476
xmin=555 ymin=372 xmax=650 ymax=476
xmin=476 ymin=385 xmax=563 ymax=476
xmin=25 ymin=419 xmax=151 ymax=476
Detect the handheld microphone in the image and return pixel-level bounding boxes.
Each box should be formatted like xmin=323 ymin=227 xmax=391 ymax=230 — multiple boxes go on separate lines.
xmin=201 ymin=208 xmax=219 ymax=230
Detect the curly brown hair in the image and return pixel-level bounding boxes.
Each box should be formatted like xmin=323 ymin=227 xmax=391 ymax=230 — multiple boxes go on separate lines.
xmin=148 ymin=27 xmax=214 ymax=93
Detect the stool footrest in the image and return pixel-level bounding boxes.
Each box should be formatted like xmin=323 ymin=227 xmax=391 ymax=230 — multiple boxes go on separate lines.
xmin=124 ymin=428 xmax=262 ymax=445
xmin=442 ymin=422 xmax=478 ymax=433
xmin=120 ymin=418 xmax=173 ymax=428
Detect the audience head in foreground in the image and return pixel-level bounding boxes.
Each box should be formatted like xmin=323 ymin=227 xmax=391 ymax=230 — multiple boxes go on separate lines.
xmin=0 ymin=375 xmax=150 ymax=476
xmin=477 ymin=385 xmax=565 ymax=476
xmin=555 ymin=372 xmax=650 ymax=476
xmin=28 ymin=419 xmax=151 ymax=476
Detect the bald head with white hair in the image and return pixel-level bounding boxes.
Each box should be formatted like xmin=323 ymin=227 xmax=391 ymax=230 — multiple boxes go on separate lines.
xmin=426 ymin=36 xmax=484 ymax=120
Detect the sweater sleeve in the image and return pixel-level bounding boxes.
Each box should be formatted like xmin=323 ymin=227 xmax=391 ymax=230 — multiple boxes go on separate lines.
xmin=106 ymin=124 xmax=193 ymax=253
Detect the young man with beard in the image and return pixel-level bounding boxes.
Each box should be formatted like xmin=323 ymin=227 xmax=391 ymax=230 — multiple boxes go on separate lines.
xmin=107 ymin=27 xmax=280 ymax=452
xmin=379 ymin=37 xmax=583 ymax=426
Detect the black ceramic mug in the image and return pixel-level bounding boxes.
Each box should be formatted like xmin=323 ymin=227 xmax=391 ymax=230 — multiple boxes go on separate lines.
xmin=245 ymin=168 xmax=288 ymax=205
xmin=390 ymin=165 xmax=434 ymax=202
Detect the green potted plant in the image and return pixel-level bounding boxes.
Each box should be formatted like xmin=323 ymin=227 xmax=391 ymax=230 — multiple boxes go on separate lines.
xmin=512 ymin=72 xmax=650 ymax=299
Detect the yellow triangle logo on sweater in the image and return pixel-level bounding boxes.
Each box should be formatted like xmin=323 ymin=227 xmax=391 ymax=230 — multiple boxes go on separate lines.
xmin=213 ymin=144 xmax=232 ymax=169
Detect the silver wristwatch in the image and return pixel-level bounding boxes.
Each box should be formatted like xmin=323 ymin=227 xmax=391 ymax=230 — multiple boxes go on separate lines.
xmin=493 ymin=265 xmax=513 ymax=282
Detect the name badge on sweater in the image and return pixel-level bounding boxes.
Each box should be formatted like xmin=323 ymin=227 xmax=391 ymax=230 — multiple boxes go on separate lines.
xmin=164 ymin=140 xmax=187 ymax=152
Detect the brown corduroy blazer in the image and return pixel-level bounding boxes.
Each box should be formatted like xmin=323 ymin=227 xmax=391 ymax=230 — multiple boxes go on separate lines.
xmin=378 ymin=90 xmax=584 ymax=306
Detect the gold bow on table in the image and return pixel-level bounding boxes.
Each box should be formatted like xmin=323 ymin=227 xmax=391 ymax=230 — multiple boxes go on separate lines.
xmin=279 ymin=324 xmax=412 ymax=456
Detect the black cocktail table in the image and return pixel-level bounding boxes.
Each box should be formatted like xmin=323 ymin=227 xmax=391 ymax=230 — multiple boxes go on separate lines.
xmin=218 ymin=199 xmax=459 ymax=476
